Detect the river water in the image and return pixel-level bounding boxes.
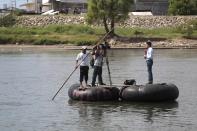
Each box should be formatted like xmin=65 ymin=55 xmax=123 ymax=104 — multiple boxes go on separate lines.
xmin=0 ymin=48 xmax=197 ymax=131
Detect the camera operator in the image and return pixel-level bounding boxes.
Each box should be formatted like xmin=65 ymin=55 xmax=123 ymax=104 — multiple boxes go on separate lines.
xmin=91 ymin=41 xmax=110 ymax=86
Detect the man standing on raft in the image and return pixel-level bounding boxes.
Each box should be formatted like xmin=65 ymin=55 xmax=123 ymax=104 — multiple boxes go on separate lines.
xmin=91 ymin=44 xmax=106 ymax=87
xmin=76 ymin=46 xmax=90 ymax=89
xmin=144 ymin=40 xmax=154 ymax=84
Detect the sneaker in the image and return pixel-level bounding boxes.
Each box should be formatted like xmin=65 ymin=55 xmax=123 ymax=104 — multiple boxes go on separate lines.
xmin=146 ymin=81 xmax=153 ymax=84
xmin=99 ymin=83 xmax=106 ymax=85
xmin=78 ymin=85 xmax=84 ymax=90
xmin=91 ymin=84 xmax=96 ymax=87
xmin=87 ymin=84 xmax=91 ymax=87
xmin=78 ymin=88 xmax=86 ymax=91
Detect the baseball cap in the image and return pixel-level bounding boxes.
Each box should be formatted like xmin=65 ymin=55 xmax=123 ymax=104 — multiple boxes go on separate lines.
xmin=82 ymin=46 xmax=87 ymax=49
xmin=146 ymin=40 xmax=152 ymax=46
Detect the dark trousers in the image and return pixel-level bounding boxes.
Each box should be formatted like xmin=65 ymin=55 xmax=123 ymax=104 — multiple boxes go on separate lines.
xmin=146 ymin=59 xmax=153 ymax=83
xmin=92 ymin=66 xmax=103 ymax=85
xmin=80 ymin=66 xmax=89 ymax=83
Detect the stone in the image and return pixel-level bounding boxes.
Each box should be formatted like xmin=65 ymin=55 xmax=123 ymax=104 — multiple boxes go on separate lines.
xmin=15 ymin=15 xmax=197 ymax=29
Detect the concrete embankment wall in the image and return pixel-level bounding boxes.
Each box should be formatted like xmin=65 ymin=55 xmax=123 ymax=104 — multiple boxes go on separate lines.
xmin=16 ymin=15 xmax=197 ymax=28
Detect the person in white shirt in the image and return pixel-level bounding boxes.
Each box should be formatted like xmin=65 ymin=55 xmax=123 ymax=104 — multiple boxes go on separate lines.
xmin=144 ymin=40 xmax=153 ymax=84
xmin=76 ymin=46 xmax=89 ymax=89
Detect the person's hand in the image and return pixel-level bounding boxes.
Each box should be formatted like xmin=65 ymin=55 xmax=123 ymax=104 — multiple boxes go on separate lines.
xmin=91 ymin=51 xmax=94 ymax=55
xmin=144 ymin=55 xmax=146 ymax=59
xmin=92 ymin=46 xmax=97 ymax=50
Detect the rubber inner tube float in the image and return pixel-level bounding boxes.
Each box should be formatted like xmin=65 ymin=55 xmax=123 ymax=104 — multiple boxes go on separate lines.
xmin=68 ymin=83 xmax=120 ymax=101
xmin=120 ymin=83 xmax=179 ymax=102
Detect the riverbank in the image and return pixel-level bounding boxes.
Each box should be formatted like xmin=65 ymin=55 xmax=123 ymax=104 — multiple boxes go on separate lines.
xmin=0 ymin=24 xmax=197 ymax=46
xmin=1 ymin=15 xmax=197 ymax=47
xmin=0 ymin=38 xmax=197 ymax=53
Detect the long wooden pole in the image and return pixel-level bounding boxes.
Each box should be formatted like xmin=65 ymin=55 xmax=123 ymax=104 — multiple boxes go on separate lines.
xmin=52 ymin=29 xmax=113 ymax=101
xmin=105 ymin=50 xmax=112 ymax=86
xmin=52 ymin=67 xmax=78 ymax=101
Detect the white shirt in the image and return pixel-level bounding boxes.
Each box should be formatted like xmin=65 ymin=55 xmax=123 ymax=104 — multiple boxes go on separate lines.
xmin=146 ymin=47 xmax=153 ymax=60
xmin=76 ymin=52 xmax=89 ymax=66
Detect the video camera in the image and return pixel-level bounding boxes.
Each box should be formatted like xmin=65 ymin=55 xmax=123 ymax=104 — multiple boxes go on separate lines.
xmin=93 ymin=41 xmax=111 ymax=50
xmin=99 ymin=41 xmax=111 ymax=50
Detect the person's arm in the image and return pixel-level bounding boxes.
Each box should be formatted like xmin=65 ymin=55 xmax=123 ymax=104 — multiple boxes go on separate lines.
xmin=75 ymin=54 xmax=80 ymax=69
xmin=94 ymin=49 xmax=100 ymax=59
xmin=75 ymin=60 xmax=79 ymax=69
xmin=91 ymin=48 xmax=96 ymax=55
xmin=144 ymin=48 xmax=147 ymax=59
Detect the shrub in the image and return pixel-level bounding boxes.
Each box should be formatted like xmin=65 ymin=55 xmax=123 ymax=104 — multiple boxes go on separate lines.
xmin=0 ymin=34 xmax=18 ymax=44
xmin=168 ymin=0 xmax=197 ymax=15
xmin=46 ymin=25 xmax=95 ymax=34
xmin=178 ymin=19 xmax=197 ymax=38
xmin=188 ymin=19 xmax=197 ymax=30
xmin=0 ymin=14 xmax=16 ymax=27
xmin=185 ymin=26 xmax=194 ymax=38
xmin=134 ymin=30 xmax=144 ymax=38
xmin=33 ymin=39 xmax=61 ymax=45
xmin=13 ymin=9 xmax=24 ymax=16
xmin=74 ymin=40 xmax=95 ymax=46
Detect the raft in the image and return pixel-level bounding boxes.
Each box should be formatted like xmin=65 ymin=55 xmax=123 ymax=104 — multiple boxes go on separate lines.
xmin=120 ymin=83 xmax=179 ymax=102
xmin=68 ymin=83 xmax=120 ymax=101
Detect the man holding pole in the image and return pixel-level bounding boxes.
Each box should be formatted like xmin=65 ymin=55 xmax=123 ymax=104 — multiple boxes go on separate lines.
xmin=52 ymin=30 xmax=113 ymax=100
xmin=91 ymin=44 xmax=106 ymax=87
xmin=91 ymin=41 xmax=111 ymax=87
xmin=76 ymin=46 xmax=89 ymax=89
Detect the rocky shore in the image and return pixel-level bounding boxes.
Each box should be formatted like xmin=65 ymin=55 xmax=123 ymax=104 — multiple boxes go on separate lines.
xmin=0 ymin=38 xmax=196 ymax=52
xmin=109 ymin=38 xmax=197 ymax=49
xmin=16 ymin=15 xmax=197 ymax=28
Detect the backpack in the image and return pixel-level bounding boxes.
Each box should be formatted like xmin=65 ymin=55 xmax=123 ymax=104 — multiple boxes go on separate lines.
xmin=124 ymin=79 xmax=136 ymax=85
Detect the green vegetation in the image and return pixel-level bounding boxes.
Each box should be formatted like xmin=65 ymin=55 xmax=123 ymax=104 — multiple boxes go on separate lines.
xmin=168 ymin=0 xmax=197 ymax=15
xmin=0 ymin=23 xmax=197 ymax=45
xmin=87 ymin=0 xmax=133 ymax=35
xmin=0 ymin=14 xmax=16 ymax=27
xmin=0 ymin=24 xmax=98 ymax=45
xmin=114 ymin=24 xmax=197 ymax=39
xmin=178 ymin=19 xmax=197 ymax=38
xmin=0 ymin=10 xmax=25 ymax=27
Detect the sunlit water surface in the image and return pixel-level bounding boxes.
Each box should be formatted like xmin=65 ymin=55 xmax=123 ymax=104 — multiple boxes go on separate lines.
xmin=0 ymin=48 xmax=197 ymax=131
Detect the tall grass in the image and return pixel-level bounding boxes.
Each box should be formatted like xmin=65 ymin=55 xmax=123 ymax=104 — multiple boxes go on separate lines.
xmin=0 ymin=24 xmax=96 ymax=35
xmin=115 ymin=27 xmax=186 ymax=38
xmin=0 ymin=25 xmax=99 ymax=45
xmin=0 ymin=23 xmax=196 ymax=45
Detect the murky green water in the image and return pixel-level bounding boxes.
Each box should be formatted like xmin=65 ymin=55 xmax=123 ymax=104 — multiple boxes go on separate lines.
xmin=0 ymin=48 xmax=197 ymax=131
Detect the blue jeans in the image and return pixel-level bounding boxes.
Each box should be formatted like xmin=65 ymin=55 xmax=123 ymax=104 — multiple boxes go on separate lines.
xmin=146 ymin=59 xmax=153 ymax=83
xmin=92 ymin=66 xmax=103 ymax=86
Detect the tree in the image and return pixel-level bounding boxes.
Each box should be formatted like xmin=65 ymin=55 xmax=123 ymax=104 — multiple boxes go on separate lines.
xmin=168 ymin=0 xmax=197 ymax=15
xmin=86 ymin=0 xmax=133 ymax=36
